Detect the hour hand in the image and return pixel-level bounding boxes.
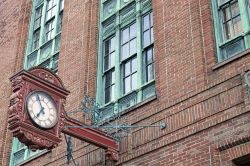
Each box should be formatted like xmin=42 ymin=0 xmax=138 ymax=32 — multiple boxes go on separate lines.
xmin=36 ymin=107 xmax=45 ymax=117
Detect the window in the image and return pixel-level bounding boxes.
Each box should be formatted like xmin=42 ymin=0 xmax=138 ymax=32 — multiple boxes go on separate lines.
xmin=46 ymin=0 xmax=56 ymax=21
xmin=10 ymin=0 xmax=64 ymax=165
xmin=211 ymin=0 xmax=250 ymax=62
xmin=142 ymin=12 xmax=154 ymax=82
xmin=45 ymin=19 xmax=55 ymax=41
xmin=104 ymin=70 xmax=115 ymax=103
xmin=25 ymin=0 xmax=64 ymax=72
xmin=97 ymin=0 xmax=155 ymax=118
xmin=145 ymin=47 xmax=154 ymax=82
xmin=123 ymin=57 xmax=137 ymax=94
xmin=121 ymin=23 xmax=137 ymax=60
xmin=34 ymin=6 xmax=42 ymax=30
xmin=9 ymin=138 xmax=44 ymax=166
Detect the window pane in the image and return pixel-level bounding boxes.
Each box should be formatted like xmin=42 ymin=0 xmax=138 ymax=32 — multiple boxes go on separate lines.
xmin=105 ymin=87 xmax=111 ymax=103
xmin=27 ymin=52 xmax=37 ymax=68
xmin=46 ymin=0 xmax=56 ymax=21
xmin=143 ymin=30 xmax=150 ymax=47
xmin=122 ymin=28 xmax=129 ymax=44
xmin=151 ymin=27 xmax=154 ymax=42
xmin=105 ymin=72 xmax=111 ymax=87
xmin=124 ymin=61 xmax=131 ymax=77
xmin=146 ymin=48 xmax=153 ymax=64
xmin=147 ymin=64 xmax=154 ymax=81
xmin=111 ymin=37 xmax=116 ymax=52
xmin=104 ymin=56 xmax=109 ymax=71
xmin=223 ymin=21 xmax=232 ymax=40
xmin=48 ymin=0 xmax=52 ymax=9
xmin=58 ymin=13 xmax=63 ymax=32
xmin=34 ymin=6 xmax=42 ymax=30
xmin=33 ymin=30 xmax=40 ymax=50
xmin=45 ymin=19 xmax=54 ymax=41
xmin=122 ymin=43 xmax=129 ymax=60
xmin=52 ymin=7 xmax=56 ymax=17
xmin=110 ymin=52 xmax=115 ymax=68
xmin=111 ymin=71 xmax=115 ymax=84
xmin=222 ymin=6 xmax=231 ymax=22
xmin=143 ymin=14 xmax=150 ymax=30
xmin=130 ymin=23 xmax=136 ymax=39
xmin=131 ymin=73 xmax=137 ymax=90
xmin=111 ymin=85 xmax=115 ymax=101
xmin=124 ymin=77 xmax=131 ymax=94
xmin=60 ymin=0 xmax=64 ymax=11
xmin=233 ymin=16 xmax=242 ymax=36
xmin=131 ymin=58 xmax=137 ymax=73
xmin=150 ymin=12 xmax=153 ymax=27
xmin=105 ymin=40 xmax=110 ymax=55
xmin=130 ymin=38 xmax=137 ymax=55
xmin=231 ymin=2 xmax=240 ymax=17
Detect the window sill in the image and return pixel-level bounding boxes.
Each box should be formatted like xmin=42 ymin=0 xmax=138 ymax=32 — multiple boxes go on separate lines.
xmin=118 ymin=94 xmax=157 ymax=116
xmin=218 ymin=33 xmax=244 ymax=48
xmin=99 ymin=94 xmax=157 ymax=125
xmin=212 ymin=48 xmax=250 ymax=70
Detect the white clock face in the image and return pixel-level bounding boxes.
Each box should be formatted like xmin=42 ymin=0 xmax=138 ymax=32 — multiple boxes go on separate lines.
xmin=26 ymin=91 xmax=58 ymax=129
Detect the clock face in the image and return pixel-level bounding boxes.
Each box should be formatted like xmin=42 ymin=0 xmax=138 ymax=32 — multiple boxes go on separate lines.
xmin=26 ymin=91 xmax=58 ymax=129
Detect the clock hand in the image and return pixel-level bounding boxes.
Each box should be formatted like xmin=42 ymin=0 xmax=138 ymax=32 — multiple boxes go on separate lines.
xmin=36 ymin=107 xmax=45 ymax=117
xmin=36 ymin=95 xmax=43 ymax=109
xmin=36 ymin=95 xmax=45 ymax=117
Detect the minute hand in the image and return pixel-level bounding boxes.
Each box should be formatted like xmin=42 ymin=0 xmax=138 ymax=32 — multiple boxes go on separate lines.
xmin=36 ymin=95 xmax=45 ymax=117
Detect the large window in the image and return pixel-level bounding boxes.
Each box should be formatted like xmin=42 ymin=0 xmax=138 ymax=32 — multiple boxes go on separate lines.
xmin=211 ymin=0 xmax=250 ymax=62
xmin=97 ymin=0 xmax=155 ymax=119
xmin=10 ymin=0 xmax=64 ymax=165
xmin=25 ymin=0 xmax=64 ymax=72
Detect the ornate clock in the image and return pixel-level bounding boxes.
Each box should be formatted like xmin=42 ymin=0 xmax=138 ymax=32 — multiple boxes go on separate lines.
xmin=8 ymin=67 xmax=119 ymax=161
xmin=26 ymin=91 xmax=58 ymax=129
xmin=8 ymin=67 xmax=69 ymax=150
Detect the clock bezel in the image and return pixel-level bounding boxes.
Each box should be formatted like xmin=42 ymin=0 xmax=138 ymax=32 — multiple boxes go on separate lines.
xmin=25 ymin=90 xmax=59 ymax=129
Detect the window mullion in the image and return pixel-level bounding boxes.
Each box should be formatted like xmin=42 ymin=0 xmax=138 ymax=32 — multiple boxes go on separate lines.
xmin=96 ymin=2 xmax=104 ymax=105
xmin=24 ymin=5 xmax=37 ymax=69
xmin=37 ymin=0 xmax=48 ymax=65
xmin=49 ymin=0 xmax=61 ymax=68
xmin=238 ymin=0 xmax=250 ymax=48
xmin=136 ymin=1 xmax=142 ymax=103
xmin=212 ymin=0 xmax=224 ymax=62
xmin=115 ymin=15 xmax=121 ymax=100
xmin=238 ymin=0 xmax=250 ymax=32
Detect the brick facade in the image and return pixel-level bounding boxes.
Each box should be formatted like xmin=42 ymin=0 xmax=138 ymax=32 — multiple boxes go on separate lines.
xmin=0 ymin=0 xmax=250 ymax=165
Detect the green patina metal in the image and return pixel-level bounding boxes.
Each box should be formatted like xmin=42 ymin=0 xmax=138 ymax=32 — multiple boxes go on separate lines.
xmin=96 ymin=0 xmax=155 ymax=119
xmin=211 ymin=0 xmax=250 ymax=62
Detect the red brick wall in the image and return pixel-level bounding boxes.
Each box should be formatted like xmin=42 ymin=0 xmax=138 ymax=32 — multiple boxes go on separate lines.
xmin=1 ymin=0 xmax=250 ymax=165
xmin=0 ymin=0 xmax=32 ymax=165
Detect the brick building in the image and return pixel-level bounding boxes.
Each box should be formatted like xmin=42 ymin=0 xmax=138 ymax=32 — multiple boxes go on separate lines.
xmin=0 ymin=0 xmax=250 ymax=165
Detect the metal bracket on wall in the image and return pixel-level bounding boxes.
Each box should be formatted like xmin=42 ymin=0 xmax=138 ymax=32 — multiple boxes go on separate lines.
xmin=66 ymin=95 xmax=167 ymax=141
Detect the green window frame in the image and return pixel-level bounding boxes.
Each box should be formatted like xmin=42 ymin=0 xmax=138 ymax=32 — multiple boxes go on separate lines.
xmin=9 ymin=138 xmax=45 ymax=166
xmin=211 ymin=0 xmax=250 ymax=62
xmin=10 ymin=0 xmax=64 ymax=165
xmin=24 ymin=0 xmax=64 ymax=72
xmin=97 ymin=0 xmax=156 ymax=120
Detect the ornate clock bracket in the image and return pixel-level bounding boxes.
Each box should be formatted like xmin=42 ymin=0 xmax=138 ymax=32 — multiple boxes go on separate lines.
xmin=8 ymin=67 xmax=118 ymax=163
xmin=62 ymin=115 xmax=118 ymax=161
